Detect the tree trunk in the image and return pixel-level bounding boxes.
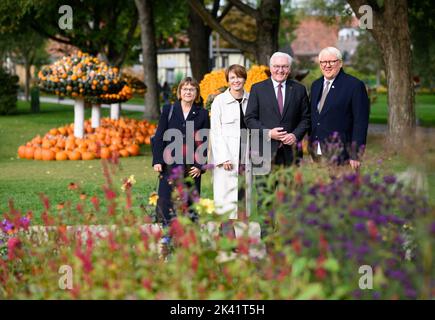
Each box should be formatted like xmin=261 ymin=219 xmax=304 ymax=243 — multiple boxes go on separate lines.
xmin=254 ymin=0 xmax=280 ymax=64
xmin=347 ymin=0 xmax=415 ymax=149
xmin=188 ymin=3 xmax=211 ymax=82
xmin=135 ymin=0 xmax=160 ymax=120
xmin=188 ymin=0 xmax=280 ymax=65
xmin=24 ymin=57 xmax=31 ymax=102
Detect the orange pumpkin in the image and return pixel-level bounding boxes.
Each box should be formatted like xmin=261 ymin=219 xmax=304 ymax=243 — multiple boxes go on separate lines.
xmin=41 ymin=140 xmax=51 ymax=149
xmin=68 ymin=150 xmax=81 ymax=161
xmin=126 ymin=144 xmax=140 ymax=156
xmin=49 ymin=128 xmax=58 ymax=136
xmin=18 ymin=145 xmax=26 ymax=158
xmin=25 ymin=146 xmax=35 ymax=159
xmin=55 ymin=151 xmax=68 ymax=161
xmin=82 ymin=151 xmax=95 ymax=161
xmin=34 ymin=147 xmax=43 ymax=160
xmin=41 ymin=149 xmax=55 ymax=161
xmin=100 ymin=147 xmax=111 ymax=159
xmin=119 ymin=149 xmax=130 ymax=157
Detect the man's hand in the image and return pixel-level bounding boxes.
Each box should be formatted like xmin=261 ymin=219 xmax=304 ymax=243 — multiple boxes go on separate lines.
xmin=349 ymin=160 xmax=361 ymax=170
xmin=281 ymin=133 xmax=297 ymax=145
xmin=153 ymin=164 xmax=162 ymax=172
xmin=269 ymin=127 xmax=287 ymax=141
xmin=189 ymin=166 xmax=201 ymax=178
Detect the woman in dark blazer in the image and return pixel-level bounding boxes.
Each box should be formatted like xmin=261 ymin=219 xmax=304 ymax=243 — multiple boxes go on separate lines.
xmin=152 ymin=77 xmax=210 ymax=226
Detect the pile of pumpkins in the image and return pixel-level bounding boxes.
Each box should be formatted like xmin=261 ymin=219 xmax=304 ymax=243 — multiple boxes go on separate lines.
xmin=17 ymin=117 xmax=157 ymax=161
xmin=38 ymin=51 xmax=133 ymax=104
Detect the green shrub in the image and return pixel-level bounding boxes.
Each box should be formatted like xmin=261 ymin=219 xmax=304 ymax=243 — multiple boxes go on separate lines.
xmin=0 ymin=68 xmax=19 ymax=115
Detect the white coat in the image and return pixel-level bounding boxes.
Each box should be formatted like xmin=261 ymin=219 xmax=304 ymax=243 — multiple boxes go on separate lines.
xmin=209 ymin=88 xmax=252 ymax=219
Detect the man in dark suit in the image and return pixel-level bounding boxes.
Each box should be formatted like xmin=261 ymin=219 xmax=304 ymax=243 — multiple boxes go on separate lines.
xmin=245 ymin=52 xmax=311 ymax=168
xmin=309 ymin=47 xmax=369 ymax=170
xmin=245 ymin=52 xmax=310 ymax=234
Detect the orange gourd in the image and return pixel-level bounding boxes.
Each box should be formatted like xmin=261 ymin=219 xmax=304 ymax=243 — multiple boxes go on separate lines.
xmin=34 ymin=147 xmax=43 ymax=160
xmin=100 ymin=147 xmax=111 ymax=159
xmin=25 ymin=146 xmax=35 ymax=159
xmin=56 ymin=151 xmax=68 ymax=161
xmin=119 ymin=149 xmax=130 ymax=157
xmin=68 ymin=150 xmax=81 ymax=161
xmin=18 ymin=145 xmax=26 ymax=158
xmin=41 ymin=149 xmax=55 ymax=161
xmin=82 ymin=151 xmax=95 ymax=160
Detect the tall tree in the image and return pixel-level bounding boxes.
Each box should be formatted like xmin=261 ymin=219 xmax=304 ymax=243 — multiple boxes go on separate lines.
xmin=0 ymin=0 xmax=138 ymax=67
xmin=188 ymin=1 xmax=234 ymax=81
xmin=188 ymin=0 xmax=281 ymax=65
xmin=347 ymin=0 xmax=415 ymax=148
xmin=135 ymin=0 xmax=160 ymax=120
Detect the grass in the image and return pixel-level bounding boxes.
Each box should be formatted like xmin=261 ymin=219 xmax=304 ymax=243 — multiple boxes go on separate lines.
xmin=1 ymin=100 xmax=433 ymax=224
xmin=370 ymin=93 xmax=435 ymax=126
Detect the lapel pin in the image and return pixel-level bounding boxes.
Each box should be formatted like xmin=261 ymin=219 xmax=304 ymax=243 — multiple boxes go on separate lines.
xmin=332 ymin=85 xmax=335 ymax=89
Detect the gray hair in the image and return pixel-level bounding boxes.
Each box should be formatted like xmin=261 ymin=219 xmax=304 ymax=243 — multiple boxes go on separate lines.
xmin=318 ymin=47 xmax=342 ymax=61
xmin=270 ymin=52 xmax=293 ymax=67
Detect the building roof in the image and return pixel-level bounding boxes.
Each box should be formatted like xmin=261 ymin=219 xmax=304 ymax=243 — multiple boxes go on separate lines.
xmin=291 ymin=17 xmax=339 ymax=58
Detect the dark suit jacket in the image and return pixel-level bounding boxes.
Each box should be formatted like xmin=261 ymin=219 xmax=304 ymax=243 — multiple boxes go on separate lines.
xmin=309 ymin=69 xmax=369 ymax=161
xmin=152 ymin=101 xmax=210 ymax=170
xmin=244 ymin=78 xmax=311 ymax=166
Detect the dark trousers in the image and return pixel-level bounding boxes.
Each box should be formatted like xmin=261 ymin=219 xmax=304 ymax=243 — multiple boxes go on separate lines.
xmin=156 ymin=164 xmax=201 ymax=226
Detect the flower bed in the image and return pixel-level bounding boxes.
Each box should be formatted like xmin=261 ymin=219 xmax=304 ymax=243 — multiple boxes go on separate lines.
xmin=0 ymin=162 xmax=433 ymax=299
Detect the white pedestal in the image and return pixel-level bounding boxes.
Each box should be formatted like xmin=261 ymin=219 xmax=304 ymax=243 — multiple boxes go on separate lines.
xmin=110 ymin=103 xmax=121 ymax=120
xmin=74 ymin=98 xmax=85 ymax=138
xmin=91 ymin=104 xmax=101 ymax=128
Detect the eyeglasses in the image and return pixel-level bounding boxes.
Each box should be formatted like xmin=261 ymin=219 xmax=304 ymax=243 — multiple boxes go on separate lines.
xmin=272 ymin=65 xmax=290 ymax=70
xmin=181 ymin=87 xmax=196 ymax=92
xmin=320 ymin=60 xmax=340 ymax=67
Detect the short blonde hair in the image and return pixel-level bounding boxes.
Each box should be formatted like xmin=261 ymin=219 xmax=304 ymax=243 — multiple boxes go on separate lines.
xmin=177 ymin=77 xmax=201 ymax=104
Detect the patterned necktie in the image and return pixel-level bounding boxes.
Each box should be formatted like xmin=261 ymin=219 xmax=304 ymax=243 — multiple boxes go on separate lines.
xmin=317 ymin=81 xmax=330 ymax=113
xmin=277 ymin=84 xmax=284 ymax=115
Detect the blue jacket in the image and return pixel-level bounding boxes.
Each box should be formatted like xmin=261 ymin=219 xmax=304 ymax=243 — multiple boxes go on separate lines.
xmin=309 ymin=69 xmax=369 ymax=161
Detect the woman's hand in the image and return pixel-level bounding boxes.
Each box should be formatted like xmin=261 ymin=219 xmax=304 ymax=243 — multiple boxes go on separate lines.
xmin=189 ymin=166 xmax=201 ymax=178
xmin=153 ymin=164 xmax=162 ymax=172
xmin=223 ymin=161 xmax=233 ymax=171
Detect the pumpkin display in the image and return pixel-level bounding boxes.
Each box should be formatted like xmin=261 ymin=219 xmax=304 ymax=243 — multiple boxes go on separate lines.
xmin=38 ymin=51 xmax=133 ymax=105
xmin=17 ymin=117 xmax=157 ymax=161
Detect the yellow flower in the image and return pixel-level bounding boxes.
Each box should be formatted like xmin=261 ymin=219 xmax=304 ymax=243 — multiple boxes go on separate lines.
xmin=245 ymin=65 xmax=270 ymax=92
xmin=199 ymin=69 xmax=227 ymax=103
xmin=198 ymin=198 xmax=215 ymax=215
xmin=148 ymin=192 xmax=159 ymax=206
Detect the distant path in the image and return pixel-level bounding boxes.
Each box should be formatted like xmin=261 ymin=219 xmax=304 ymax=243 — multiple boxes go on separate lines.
xmin=18 ymin=96 xmax=146 ymax=112
xmin=18 ymin=96 xmax=435 ymax=134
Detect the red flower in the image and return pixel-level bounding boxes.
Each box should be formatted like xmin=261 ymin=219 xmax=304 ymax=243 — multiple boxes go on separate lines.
xmin=190 ymin=255 xmax=199 ymax=272
xmin=366 ymin=220 xmax=379 ymax=239
xmin=294 ymin=171 xmax=303 ymax=185
xmin=292 ymin=237 xmax=302 ymax=255
xmin=315 ymin=255 xmax=327 ymax=280
xmin=7 ymin=237 xmax=21 ymax=259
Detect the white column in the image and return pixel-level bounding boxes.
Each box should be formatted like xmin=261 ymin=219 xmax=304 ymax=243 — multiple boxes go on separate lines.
xmin=91 ymin=104 xmax=101 ymax=128
xmin=110 ymin=103 xmax=121 ymax=120
xmin=74 ymin=98 xmax=85 ymax=138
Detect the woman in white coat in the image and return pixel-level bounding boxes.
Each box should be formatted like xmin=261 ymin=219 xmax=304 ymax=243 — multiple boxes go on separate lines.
xmin=210 ymin=64 xmax=251 ymax=238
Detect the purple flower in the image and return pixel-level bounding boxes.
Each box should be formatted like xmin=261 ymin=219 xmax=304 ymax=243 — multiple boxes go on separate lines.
xmin=307 ymin=203 xmax=318 ymax=213
xmin=372 ymin=291 xmax=381 ymax=300
xmin=350 ymin=209 xmax=370 ymax=218
xmin=354 ymin=223 xmax=366 ymax=232
xmin=321 ymin=223 xmax=333 ymax=231
xmin=383 ymin=175 xmax=396 ymax=185
xmin=430 ymin=222 xmax=435 ymax=235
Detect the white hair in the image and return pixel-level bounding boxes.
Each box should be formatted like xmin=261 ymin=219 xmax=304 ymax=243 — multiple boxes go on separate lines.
xmin=318 ymin=47 xmax=342 ymax=61
xmin=270 ymin=52 xmax=293 ymax=67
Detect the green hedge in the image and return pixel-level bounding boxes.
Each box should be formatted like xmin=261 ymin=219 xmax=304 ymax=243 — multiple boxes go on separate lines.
xmin=0 ymin=68 xmax=19 ymax=115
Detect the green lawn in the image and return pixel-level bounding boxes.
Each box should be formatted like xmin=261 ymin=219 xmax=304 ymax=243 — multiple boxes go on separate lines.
xmin=370 ymin=93 xmax=435 ymax=126
xmin=1 ymin=100 xmax=433 ymax=224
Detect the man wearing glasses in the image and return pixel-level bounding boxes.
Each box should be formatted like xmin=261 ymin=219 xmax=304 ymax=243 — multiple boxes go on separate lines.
xmin=309 ymin=47 xmax=369 ymax=170
xmin=245 ymin=52 xmax=311 ymax=168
